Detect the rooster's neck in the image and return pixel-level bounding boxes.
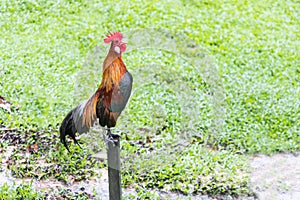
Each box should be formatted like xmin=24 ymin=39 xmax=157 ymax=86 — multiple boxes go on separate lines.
xmin=103 ymin=49 xmax=117 ymax=70
xmin=99 ymin=56 xmax=127 ymax=92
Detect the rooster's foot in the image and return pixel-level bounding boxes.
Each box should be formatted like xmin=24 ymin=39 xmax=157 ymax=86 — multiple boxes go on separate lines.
xmin=105 ymin=129 xmax=120 ymax=145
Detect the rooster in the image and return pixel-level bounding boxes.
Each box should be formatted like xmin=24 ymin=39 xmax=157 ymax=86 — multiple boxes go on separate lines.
xmin=60 ymin=32 xmax=132 ymax=151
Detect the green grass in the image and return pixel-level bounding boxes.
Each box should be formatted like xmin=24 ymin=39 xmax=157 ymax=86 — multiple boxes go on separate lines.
xmin=0 ymin=182 xmax=96 ymax=199
xmin=0 ymin=0 xmax=299 ymax=198
xmin=0 ymin=182 xmax=42 ymax=200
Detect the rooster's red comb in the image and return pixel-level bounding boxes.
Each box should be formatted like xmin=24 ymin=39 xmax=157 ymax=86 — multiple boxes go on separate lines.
xmin=104 ymin=31 xmax=123 ymax=43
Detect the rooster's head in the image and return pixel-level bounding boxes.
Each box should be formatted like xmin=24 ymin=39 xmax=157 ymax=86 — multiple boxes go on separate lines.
xmin=104 ymin=31 xmax=126 ymax=54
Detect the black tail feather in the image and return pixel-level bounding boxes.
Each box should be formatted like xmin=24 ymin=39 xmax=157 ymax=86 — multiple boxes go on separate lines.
xmin=59 ymin=109 xmax=80 ymax=152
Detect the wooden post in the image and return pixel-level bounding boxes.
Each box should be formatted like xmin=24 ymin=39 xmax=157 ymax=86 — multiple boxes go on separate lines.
xmin=107 ymin=138 xmax=122 ymax=200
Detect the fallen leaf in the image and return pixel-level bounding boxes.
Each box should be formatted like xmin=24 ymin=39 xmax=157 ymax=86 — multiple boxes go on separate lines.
xmin=0 ymin=96 xmax=11 ymax=112
xmin=33 ymin=143 xmax=39 ymax=151
xmin=146 ymin=136 xmax=152 ymax=143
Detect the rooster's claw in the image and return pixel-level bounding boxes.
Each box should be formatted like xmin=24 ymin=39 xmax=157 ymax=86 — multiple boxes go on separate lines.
xmin=105 ymin=129 xmax=120 ymax=145
xmin=105 ymin=137 xmax=119 ymax=145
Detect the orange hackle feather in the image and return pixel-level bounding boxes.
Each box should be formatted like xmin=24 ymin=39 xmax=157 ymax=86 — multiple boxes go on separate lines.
xmin=101 ymin=57 xmax=127 ymax=91
xmin=81 ymin=93 xmax=99 ymax=128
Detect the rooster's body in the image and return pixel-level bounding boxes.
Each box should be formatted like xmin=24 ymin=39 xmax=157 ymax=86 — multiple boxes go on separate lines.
xmin=60 ymin=32 xmax=132 ymax=151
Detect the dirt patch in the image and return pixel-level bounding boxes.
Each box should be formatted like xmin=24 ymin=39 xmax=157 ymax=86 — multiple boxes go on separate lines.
xmin=1 ymin=128 xmax=299 ymax=199
xmin=250 ymin=152 xmax=300 ymax=200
